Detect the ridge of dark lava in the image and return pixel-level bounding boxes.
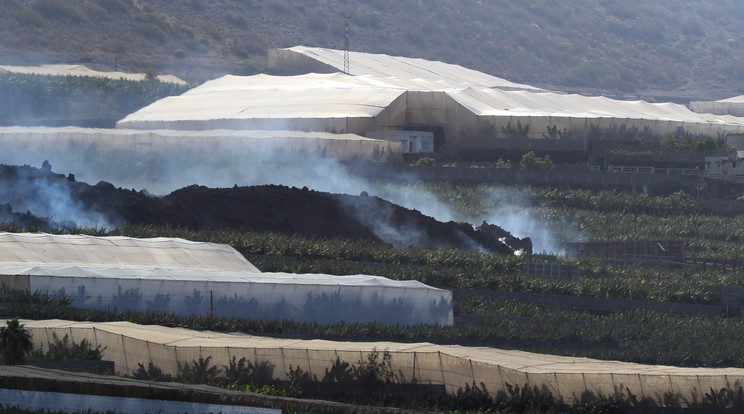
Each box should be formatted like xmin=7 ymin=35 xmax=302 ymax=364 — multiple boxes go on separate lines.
xmin=0 ymin=164 xmax=529 ymax=254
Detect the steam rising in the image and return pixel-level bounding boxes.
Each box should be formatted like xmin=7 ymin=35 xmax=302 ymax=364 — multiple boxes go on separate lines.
xmin=0 ymin=163 xmax=111 ymax=230
xmin=0 ymin=135 xmax=564 ymax=254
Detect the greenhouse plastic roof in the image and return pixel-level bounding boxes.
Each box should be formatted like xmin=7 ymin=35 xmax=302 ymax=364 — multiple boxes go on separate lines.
xmin=716 ymin=95 xmax=744 ymax=103
xmin=0 ymin=232 xmax=259 ymax=273
xmin=118 ymin=73 xmax=406 ymax=125
xmin=0 ymin=234 xmax=452 ymax=325
xmin=0 ymin=264 xmax=439 ymax=289
xmin=119 ymin=72 xmax=744 ymax=130
xmin=272 ymin=46 xmax=543 ymax=91
xmin=0 ymin=64 xmax=186 ymax=84
xmin=450 ymin=87 xmax=744 ymax=124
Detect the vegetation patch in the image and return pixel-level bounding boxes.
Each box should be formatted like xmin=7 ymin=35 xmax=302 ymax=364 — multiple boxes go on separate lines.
xmin=0 ymin=73 xmax=189 ymax=127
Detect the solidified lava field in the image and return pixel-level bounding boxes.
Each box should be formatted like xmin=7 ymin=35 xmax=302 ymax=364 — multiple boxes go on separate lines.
xmin=0 ymin=164 xmax=530 ymax=255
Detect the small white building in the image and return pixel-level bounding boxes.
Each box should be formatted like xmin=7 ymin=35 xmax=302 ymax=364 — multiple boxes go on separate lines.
xmin=368 ymin=130 xmax=434 ymax=153
xmin=705 ymin=151 xmax=744 ymax=180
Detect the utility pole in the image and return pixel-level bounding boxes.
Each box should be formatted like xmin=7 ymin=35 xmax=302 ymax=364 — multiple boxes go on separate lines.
xmin=344 ymin=14 xmax=350 ymax=74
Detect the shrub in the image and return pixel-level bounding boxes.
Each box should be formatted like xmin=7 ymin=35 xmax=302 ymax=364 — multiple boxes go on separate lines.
xmin=410 ymin=156 xmax=436 ymax=167
xmin=697 ymin=135 xmax=722 ymax=151
xmin=519 ymin=151 xmax=554 ymax=170
xmin=353 ymin=349 xmax=396 ymax=385
xmin=495 ymin=158 xmax=511 ymax=169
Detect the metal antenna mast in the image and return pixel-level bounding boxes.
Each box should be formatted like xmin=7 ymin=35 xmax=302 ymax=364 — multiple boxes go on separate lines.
xmin=344 ymin=14 xmax=350 ymax=74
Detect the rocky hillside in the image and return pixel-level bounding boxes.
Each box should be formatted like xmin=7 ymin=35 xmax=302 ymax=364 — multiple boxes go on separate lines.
xmin=1 ymin=0 xmax=742 ymax=100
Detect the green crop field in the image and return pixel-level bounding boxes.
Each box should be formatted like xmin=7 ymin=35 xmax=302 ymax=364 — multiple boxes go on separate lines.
xmin=5 ymin=182 xmax=744 ymax=369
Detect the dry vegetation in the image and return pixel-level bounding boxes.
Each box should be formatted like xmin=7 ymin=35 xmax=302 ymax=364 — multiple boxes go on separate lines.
xmin=0 ymin=0 xmax=743 ymax=99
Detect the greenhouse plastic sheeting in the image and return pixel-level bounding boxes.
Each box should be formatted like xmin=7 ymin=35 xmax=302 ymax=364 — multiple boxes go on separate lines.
xmin=0 ymin=126 xmax=403 ymax=162
xmin=691 ymin=95 xmax=744 ymax=117
xmin=268 ymin=46 xmax=543 ymax=91
xmin=0 ymin=232 xmax=258 ymax=272
xmin=3 ymin=269 xmax=452 ymax=325
xmin=116 ymin=73 xmax=406 ymax=132
xmin=16 ymin=319 xmax=744 ymax=408
xmin=0 ymin=233 xmax=451 ymax=325
xmin=116 ymin=57 xmax=744 ymax=149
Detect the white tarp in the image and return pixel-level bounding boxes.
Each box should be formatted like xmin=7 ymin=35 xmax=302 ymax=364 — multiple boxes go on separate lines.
xmin=268 ymin=46 xmax=543 ymax=91
xmin=117 ymin=73 xmax=406 ymax=132
xmin=117 ymin=53 xmax=744 ymax=151
xmin=0 ymin=233 xmax=452 ymax=325
xmin=0 ymin=232 xmax=257 ymax=272
xmin=0 ymin=126 xmax=403 ymax=162
xmin=690 ymin=95 xmax=744 ymax=117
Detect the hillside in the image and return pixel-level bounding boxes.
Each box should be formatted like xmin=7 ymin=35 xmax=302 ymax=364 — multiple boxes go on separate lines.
xmin=1 ymin=0 xmax=743 ymax=101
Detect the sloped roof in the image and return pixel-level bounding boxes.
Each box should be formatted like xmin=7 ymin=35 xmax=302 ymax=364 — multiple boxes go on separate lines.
xmin=0 ymin=64 xmax=187 ymax=85
xmin=0 ymin=264 xmax=440 ymax=290
xmin=449 ymin=87 xmax=744 ymax=124
xmin=716 ymin=95 xmax=744 ymax=103
xmin=117 ymin=48 xmax=744 ymax=136
xmin=272 ymin=46 xmax=542 ymax=91
xmin=0 ymin=232 xmax=259 ymax=273
xmin=118 ymin=73 xmax=405 ymax=126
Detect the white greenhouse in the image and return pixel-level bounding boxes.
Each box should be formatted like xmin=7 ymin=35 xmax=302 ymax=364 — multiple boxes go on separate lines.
xmin=0 ymin=233 xmax=452 ymax=325
xmin=116 ymin=46 xmax=744 ymax=155
xmin=691 ymin=95 xmax=744 ymax=117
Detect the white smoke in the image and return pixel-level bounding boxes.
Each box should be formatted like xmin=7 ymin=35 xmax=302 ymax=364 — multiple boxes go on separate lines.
xmin=0 ymin=136 xmax=568 ymax=254
xmin=0 ymin=163 xmax=113 ymax=229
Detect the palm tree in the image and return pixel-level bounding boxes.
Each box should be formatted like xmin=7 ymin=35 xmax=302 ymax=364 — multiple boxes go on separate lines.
xmin=0 ymin=319 xmax=33 ymax=365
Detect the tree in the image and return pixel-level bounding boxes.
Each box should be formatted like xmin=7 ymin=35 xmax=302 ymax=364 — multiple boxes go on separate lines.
xmin=0 ymin=319 xmax=33 ymax=365
xmin=519 ymin=151 xmax=541 ymax=170
xmin=495 ymin=158 xmax=511 ymax=169
xmin=520 ymin=151 xmax=554 ymax=170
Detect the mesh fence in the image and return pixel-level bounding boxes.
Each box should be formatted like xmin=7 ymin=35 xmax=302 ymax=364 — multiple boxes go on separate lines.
xmin=17 ymin=319 xmax=744 ymax=407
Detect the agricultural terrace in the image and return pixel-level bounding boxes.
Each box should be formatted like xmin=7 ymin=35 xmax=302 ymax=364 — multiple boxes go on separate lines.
xmin=5 ymin=183 xmax=744 ymax=369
